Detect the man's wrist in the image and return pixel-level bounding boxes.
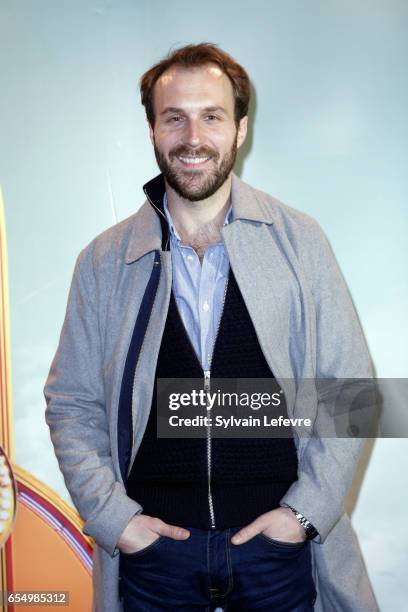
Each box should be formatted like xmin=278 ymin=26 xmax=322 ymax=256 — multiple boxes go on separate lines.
xmin=285 ymin=505 xmax=319 ymax=540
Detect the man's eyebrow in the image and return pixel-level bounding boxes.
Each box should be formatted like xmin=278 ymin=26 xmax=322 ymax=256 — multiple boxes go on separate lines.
xmin=160 ymin=107 xmax=184 ymax=116
xmin=202 ymin=106 xmax=228 ymax=114
xmin=160 ymin=106 xmax=228 ymax=116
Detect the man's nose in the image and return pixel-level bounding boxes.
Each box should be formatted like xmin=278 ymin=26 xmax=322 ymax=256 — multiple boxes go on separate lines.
xmin=183 ymin=120 xmax=202 ymax=147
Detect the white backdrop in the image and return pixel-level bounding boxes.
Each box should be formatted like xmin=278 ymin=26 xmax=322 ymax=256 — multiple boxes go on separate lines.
xmin=1 ymin=1 xmax=407 ymax=608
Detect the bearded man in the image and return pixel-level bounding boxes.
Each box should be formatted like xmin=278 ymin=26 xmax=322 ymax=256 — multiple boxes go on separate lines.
xmin=45 ymin=43 xmax=378 ymax=611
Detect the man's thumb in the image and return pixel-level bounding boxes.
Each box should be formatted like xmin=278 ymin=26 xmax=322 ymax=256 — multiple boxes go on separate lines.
xmin=160 ymin=523 xmax=190 ymax=540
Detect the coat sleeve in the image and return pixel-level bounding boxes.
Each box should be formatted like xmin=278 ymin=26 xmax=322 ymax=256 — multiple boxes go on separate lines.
xmin=280 ymin=221 xmax=373 ymax=544
xmin=44 ymin=246 xmax=142 ymax=557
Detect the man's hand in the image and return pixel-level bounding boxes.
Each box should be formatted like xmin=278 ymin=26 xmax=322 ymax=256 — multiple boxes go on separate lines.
xmin=230 ymin=507 xmax=306 ymax=545
xmin=117 ymin=514 xmax=190 ymax=554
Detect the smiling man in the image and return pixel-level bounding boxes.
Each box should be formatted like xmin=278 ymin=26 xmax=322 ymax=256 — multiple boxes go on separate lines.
xmin=149 ymin=62 xmax=245 ymax=204
xmin=45 ymin=44 xmax=378 ymax=611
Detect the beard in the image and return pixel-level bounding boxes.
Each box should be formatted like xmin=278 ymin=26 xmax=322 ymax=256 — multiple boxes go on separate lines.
xmin=153 ymin=133 xmax=238 ymax=202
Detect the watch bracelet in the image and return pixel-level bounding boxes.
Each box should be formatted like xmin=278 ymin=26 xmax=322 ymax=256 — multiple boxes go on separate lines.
xmin=288 ymin=506 xmax=318 ymax=540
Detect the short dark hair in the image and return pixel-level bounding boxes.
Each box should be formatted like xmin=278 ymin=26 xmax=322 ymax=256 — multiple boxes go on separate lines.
xmin=140 ymin=43 xmax=250 ymax=127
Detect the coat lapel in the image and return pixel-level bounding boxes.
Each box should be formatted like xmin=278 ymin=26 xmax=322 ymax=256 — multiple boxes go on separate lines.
xmin=223 ymin=175 xmax=305 ymax=411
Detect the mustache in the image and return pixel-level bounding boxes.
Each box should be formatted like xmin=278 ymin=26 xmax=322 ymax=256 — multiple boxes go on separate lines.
xmin=169 ymin=145 xmax=219 ymax=160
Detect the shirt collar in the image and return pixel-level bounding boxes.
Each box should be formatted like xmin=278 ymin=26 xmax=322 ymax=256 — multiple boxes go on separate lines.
xmin=163 ymin=192 xmax=233 ymax=243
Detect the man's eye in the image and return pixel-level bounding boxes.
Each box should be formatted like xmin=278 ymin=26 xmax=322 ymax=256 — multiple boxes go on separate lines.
xmin=205 ymin=115 xmax=218 ymax=121
xmin=168 ymin=116 xmax=182 ymax=123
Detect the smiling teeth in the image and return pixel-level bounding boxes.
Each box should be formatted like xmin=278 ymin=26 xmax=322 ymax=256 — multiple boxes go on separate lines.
xmin=179 ymin=156 xmax=209 ymax=164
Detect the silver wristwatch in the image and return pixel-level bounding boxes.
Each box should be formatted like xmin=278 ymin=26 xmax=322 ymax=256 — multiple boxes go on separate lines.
xmin=287 ymin=506 xmax=318 ymax=540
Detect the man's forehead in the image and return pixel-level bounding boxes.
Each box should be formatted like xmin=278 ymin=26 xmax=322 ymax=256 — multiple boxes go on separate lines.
xmin=153 ymin=63 xmax=234 ymax=114
xmin=156 ymin=63 xmax=229 ymax=90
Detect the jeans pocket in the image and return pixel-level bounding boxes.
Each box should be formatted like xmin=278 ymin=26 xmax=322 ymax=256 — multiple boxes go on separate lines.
xmin=120 ymin=535 xmax=165 ymax=559
xmin=255 ymin=533 xmax=308 ymax=549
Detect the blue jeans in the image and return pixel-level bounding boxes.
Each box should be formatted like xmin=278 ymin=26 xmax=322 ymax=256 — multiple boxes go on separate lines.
xmin=119 ymin=525 xmax=317 ymax=611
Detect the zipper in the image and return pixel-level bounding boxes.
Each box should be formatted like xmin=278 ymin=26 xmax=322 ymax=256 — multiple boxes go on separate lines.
xmin=166 ymin=258 xmax=229 ymax=529
xmin=204 ymin=272 xmax=229 ymax=529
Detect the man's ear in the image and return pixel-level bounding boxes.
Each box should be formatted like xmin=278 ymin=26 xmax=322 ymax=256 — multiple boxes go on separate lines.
xmin=237 ymin=116 xmax=248 ymax=149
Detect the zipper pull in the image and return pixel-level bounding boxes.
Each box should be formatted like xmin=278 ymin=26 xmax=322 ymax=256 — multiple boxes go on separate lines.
xmin=204 ymin=370 xmax=211 ymax=392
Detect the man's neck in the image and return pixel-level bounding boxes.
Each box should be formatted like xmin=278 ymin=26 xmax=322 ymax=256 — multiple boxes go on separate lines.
xmin=165 ymin=175 xmax=232 ymax=261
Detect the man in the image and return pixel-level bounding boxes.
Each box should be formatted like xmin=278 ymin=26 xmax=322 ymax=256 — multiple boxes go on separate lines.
xmin=45 ymin=44 xmax=378 ymax=611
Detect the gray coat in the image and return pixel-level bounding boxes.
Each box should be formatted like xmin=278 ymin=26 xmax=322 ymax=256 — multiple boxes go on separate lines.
xmin=44 ymin=174 xmax=379 ymax=611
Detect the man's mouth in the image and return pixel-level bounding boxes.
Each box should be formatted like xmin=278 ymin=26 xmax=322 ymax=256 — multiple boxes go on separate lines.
xmin=176 ymin=155 xmax=211 ymax=167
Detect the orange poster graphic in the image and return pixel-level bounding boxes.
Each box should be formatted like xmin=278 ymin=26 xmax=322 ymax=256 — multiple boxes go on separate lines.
xmin=0 ymin=188 xmax=93 ymax=611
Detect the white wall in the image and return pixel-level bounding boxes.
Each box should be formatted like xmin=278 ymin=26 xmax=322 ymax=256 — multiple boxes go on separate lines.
xmin=1 ymin=1 xmax=407 ymax=608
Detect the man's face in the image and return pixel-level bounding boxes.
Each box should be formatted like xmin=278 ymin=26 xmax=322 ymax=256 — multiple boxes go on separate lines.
xmin=149 ymin=63 xmax=248 ymax=201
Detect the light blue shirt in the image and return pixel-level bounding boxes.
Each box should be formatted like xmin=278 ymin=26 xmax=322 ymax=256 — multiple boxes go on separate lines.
xmin=163 ymin=194 xmax=232 ymax=371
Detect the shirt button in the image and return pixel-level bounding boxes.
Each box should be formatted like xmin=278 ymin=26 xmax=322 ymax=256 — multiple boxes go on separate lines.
xmin=186 ymin=254 xmax=194 ymax=262
xmin=202 ymin=302 xmax=210 ymax=312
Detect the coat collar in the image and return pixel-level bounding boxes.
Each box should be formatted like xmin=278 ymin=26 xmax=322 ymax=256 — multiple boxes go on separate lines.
xmin=125 ymin=172 xmax=275 ymax=263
